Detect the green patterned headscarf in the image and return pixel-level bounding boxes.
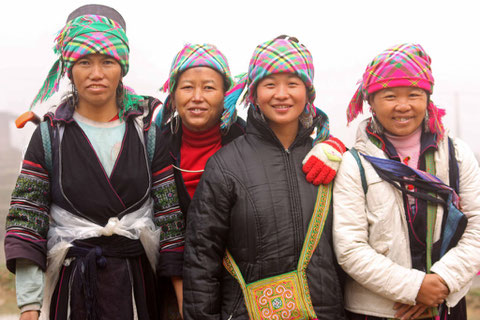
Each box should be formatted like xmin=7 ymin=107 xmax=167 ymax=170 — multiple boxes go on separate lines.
xmin=31 ymin=14 xmax=141 ymax=118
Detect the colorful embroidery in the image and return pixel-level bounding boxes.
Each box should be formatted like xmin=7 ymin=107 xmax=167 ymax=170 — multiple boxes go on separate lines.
xmin=152 ymin=165 xmax=184 ymax=252
xmin=6 ymin=161 xmax=50 ymax=240
xmin=248 ymin=271 xmax=311 ymax=320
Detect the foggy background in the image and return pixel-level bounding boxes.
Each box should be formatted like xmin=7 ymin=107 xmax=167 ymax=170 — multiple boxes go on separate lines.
xmin=0 ymin=0 xmax=479 ymax=315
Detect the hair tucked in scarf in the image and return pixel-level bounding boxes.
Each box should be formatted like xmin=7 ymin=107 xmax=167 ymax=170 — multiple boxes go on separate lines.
xmin=225 ymin=35 xmax=330 ymax=145
xmin=31 ymin=14 xmax=142 ymax=119
xmin=347 ymin=43 xmax=446 ymax=139
xmin=155 ymin=43 xmax=236 ymax=132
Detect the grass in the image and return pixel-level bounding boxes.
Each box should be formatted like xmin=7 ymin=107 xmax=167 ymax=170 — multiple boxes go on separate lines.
xmin=0 ymin=265 xmax=18 ymax=315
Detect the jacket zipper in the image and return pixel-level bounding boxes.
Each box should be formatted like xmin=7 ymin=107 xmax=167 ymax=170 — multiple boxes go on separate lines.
xmin=283 ymin=147 xmax=303 ymax=259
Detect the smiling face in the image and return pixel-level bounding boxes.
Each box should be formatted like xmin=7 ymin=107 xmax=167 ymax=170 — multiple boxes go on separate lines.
xmin=370 ymin=87 xmax=428 ymax=136
xmin=71 ymin=53 xmax=122 ymax=110
xmin=255 ymin=73 xmax=307 ymax=130
xmin=173 ymin=67 xmax=225 ymax=132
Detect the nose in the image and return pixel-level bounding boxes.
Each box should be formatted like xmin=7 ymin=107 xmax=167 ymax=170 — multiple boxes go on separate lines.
xmin=273 ymin=83 xmax=289 ymax=100
xmin=395 ymin=96 xmax=411 ymax=112
xmin=89 ymin=63 xmax=104 ymax=80
xmin=192 ymin=87 xmax=205 ymax=102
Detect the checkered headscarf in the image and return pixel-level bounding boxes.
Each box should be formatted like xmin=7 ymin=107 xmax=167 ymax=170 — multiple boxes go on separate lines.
xmin=31 ymin=14 xmax=141 ymax=117
xmin=347 ymin=43 xmax=445 ymax=138
xmin=157 ymin=43 xmax=236 ymax=131
xmin=225 ymin=36 xmax=329 ymax=144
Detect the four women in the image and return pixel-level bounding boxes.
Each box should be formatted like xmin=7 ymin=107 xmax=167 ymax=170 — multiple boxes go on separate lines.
xmin=4 ymin=6 xmax=480 ymax=320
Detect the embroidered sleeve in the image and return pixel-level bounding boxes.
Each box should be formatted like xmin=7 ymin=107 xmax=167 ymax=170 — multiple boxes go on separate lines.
xmin=5 ymin=127 xmax=50 ymax=272
xmin=150 ymin=129 xmax=185 ymax=277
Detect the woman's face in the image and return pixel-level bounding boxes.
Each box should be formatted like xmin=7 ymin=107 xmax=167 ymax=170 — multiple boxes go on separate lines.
xmin=256 ymin=73 xmax=307 ymax=128
xmin=173 ymin=67 xmax=225 ymax=132
xmin=370 ymin=87 xmax=428 ymax=136
xmin=71 ymin=53 xmax=122 ymax=108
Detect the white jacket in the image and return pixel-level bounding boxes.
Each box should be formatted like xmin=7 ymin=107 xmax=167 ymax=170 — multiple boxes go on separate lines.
xmin=333 ymin=120 xmax=480 ymax=317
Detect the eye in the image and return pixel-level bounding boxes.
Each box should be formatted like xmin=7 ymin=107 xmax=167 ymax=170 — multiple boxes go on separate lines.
xmin=76 ymin=59 xmax=89 ymax=66
xmin=103 ymin=59 xmax=117 ymax=65
xmin=179 ymin=85 xmax=193 ymax=90
xmin=384 ymin=94 xmax=396 ymax=100
xmin=204 ymin=85 xmax=216 ymax=90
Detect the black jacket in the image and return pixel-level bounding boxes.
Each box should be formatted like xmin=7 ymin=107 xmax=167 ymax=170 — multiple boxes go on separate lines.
xmin=183 ymin=108 xmax=345 ymax=319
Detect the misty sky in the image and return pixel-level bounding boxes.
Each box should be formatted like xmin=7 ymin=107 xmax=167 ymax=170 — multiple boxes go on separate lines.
xmin=1 ymin=0 xmax=479 ymax=153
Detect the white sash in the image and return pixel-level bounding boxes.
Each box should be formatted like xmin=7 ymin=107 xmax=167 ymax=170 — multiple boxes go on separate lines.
xmin=40 ymin=198 xmax=159 ymax=319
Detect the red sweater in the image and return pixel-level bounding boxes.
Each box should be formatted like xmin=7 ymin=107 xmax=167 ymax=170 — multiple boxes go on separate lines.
xmin=180 ymin=124 xmax=222 ymax=198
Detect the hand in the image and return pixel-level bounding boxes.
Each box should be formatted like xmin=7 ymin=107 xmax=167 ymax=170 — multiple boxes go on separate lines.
xmin=302 ymin=136 xmax=346 ymax=185
xmin=393 ymin=302 xmax=429 ymax=320
xmin=19 ymin=310 xmax=39 ymax=320
xmin=171 ymin=276 xmax=184 ymax=319
xmin=416 ymin=273 xmax=449 ymax=307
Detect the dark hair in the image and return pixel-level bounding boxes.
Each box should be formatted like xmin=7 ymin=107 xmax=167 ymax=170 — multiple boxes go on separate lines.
xmin=172 ymin=67 xmax=229 ymax=94
xmin=275 ymin=34 xmax=299 ymax=43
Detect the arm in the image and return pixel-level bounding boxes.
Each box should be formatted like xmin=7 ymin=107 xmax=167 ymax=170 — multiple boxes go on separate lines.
xmin=333 ymin=152 xmax=425 ymax=305
xmin=430 ymin=138 xmax=480 ymax=304
xmin=16 ymin=259 xmax=44 ymax=317
xmin=4 ymin=126 xmax=50 ymax=313
xmin=151 ymin=127 xmax=185 ymax=277
xmin=183 ymin=156 xmax=233 ymax=320
xmin=172 ymin=276 xmax=183 ymax=319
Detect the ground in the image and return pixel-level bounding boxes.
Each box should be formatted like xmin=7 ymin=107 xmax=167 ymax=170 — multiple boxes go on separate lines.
xmin=1 ymin=265 xmax=480 ymax=318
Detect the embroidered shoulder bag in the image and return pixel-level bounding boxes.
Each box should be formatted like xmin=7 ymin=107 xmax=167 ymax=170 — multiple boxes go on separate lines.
xmin=222 ymin=183 xmax=332 ymax=320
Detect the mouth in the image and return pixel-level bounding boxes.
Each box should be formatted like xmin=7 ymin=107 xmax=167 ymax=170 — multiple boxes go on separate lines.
xmin=86 ymin=84 xmax=107 ymax=90
xmin=393 ymin=116 xmax=413 ymax=123
xmin=272 ymin=105 xmax=292 ymax=110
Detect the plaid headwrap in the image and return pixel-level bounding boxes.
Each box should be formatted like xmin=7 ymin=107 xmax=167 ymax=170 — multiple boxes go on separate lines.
xmin=157 ymin=43 xmax=235 ymax=131
xmin=347 ymin=43 xmax=445 ymax=139
xmin=31 ymin=14 xmax=142 ymax=118
xmin=225 ymin=36 xmax=329 ymax=144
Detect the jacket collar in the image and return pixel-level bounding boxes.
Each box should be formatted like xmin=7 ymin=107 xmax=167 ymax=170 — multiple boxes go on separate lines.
xmin=246 ymin=106 xmax=321 ymax=149
xmin=45 ymin=96 xmax=161 ymax=130
xmin=362 ymin=118 xmax=438 ymax=160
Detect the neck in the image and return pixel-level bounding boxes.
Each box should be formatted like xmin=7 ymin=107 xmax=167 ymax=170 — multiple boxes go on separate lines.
xmin=268 ymin=121 xmax=299 ymax=149
xmin=76 ymin=99 xmax=119 ymax=122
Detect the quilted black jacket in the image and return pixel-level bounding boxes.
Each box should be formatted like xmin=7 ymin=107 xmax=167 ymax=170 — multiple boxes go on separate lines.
xmin=183 ymin=108 xmax=345 ymax=319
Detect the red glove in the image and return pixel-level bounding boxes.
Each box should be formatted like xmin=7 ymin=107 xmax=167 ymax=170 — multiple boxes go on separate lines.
xmin=302 ymin=136 xmax=346 ymax=185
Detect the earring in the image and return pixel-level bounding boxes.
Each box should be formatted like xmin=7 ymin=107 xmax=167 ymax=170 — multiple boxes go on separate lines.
xmin=370 ymin=114 xmax=384 ymax=134
xmin=71 ymin=83 xmax=78 ymax=106
xmin=170 ymin=112 xmax=180 ymax=135
xmin=299 ymin=110 xmax=313 ymax=128
xmin=424 ymin=110 xmax=430 ymax=132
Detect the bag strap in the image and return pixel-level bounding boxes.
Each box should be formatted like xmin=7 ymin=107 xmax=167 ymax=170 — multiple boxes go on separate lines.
xmin=223 ymin=183 xmax=332 ymax=284
xmin=146 ymin=123 xmax=156 ymax=167
xmin=349 ymin=148 xmax=368 ymax=194
xmin=40 ymin=121 xmax=53 ymax=174
xmin=424 ymin=149 xmax=436 ymax=273
xmin=297 ymin=183 xmax=332 ymax=270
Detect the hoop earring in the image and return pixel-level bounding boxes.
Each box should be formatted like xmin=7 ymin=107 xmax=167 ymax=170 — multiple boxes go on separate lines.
xmin=299 ymin=110 xmax=313 ymax=128
xmin=370 ymin=114 xmax=384 ymax=134
xmin=71 ymin=83 xmax=78 ymax=106
xmin=424 ymin=110 xmax=430 ymax=132
xmin=170 ymin=112 xmax=180 ymax=135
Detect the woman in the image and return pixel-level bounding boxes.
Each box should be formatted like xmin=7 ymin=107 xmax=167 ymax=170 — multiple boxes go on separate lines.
xmin=183 ymin=35 xmax=346 ymax=320
xmin=4 ymin=5 xmax=182 ymax=319
xmin=333 ymin=43 xmax=480 ymax=319
xmin=154 ymin=43 xmax=247 ymax=318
